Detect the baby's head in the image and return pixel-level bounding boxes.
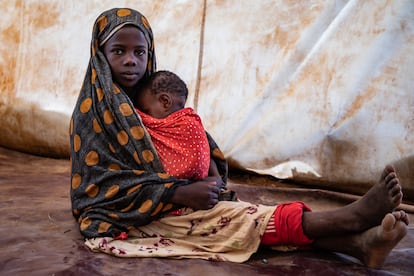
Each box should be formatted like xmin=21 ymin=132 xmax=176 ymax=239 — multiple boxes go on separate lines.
xmin=136 ymin=70 xmax=188 ymax=119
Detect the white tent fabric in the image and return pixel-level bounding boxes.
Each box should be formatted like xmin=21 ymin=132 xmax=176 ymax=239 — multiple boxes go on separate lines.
xmin=0 ymin=0 xmax=413 ymax=197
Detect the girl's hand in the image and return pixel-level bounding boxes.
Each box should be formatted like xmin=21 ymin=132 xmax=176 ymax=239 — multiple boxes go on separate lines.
xmin=203 ymin=176 xmax=224 ymax=190
xmin=170 ymin=180 xmax=219 ymax=210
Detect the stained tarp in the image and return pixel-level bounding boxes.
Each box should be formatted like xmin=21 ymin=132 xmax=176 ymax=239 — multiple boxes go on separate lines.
xmin=0 ymin=0 xmax=413 ymax=200
xmin=0 ymin=146 xmax=413 ymax=275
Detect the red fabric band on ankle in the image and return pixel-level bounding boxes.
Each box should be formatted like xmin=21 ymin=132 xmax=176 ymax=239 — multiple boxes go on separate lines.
xmin=261 ymin=201 xmax=314 ymax=247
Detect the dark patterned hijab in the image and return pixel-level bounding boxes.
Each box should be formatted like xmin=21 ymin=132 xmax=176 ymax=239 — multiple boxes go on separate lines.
xmin=69 ymin=8 xmax=229 ymax=238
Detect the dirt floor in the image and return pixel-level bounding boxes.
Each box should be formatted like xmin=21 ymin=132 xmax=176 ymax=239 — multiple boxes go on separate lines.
xmin=0 ymin=146 xmax=413 ymax=275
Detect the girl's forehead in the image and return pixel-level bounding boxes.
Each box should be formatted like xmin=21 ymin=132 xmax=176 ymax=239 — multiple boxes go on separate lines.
xmin=106 ymin=25 xmax=147 ymax=46
xmin=115 ymin=25 xmax=144 ymax=37
xmin=99 ymin=22 xmax=148 ymax=45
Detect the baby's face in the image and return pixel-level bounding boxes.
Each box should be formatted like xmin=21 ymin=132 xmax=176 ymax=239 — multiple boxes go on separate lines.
xmin=136 ymin=88 xmax=166 ymax=119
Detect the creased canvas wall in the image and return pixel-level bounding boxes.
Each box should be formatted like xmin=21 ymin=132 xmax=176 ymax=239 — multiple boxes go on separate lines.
xmin=0 ymin=0 xmax=413 ymax=199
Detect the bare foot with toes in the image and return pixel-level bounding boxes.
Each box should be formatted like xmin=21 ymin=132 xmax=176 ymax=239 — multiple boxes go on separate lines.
xmin=348 ymin=165 xmax=403 ymax=231
xmin=358 ymin=210 xmax=409 ymax=269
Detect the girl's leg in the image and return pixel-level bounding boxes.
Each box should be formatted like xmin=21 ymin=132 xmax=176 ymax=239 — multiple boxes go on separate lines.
xmin=302 ymin=165 xmax=402 ymax=239
xmin=312 ymin=211 xmax=409 ymax=269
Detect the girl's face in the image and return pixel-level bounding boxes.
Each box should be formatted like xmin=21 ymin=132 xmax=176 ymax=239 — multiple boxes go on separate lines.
xmin=102 ymin=25 xmax=148 ymax=95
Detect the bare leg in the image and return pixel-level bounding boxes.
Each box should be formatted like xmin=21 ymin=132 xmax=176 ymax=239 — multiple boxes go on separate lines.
xmin=312 ymin=211 xmax=409 ymax=269
xmin=303 ymin=165 xmax=402 ymax=238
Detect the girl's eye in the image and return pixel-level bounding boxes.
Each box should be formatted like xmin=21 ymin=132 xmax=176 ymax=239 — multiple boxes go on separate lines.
xmin=136 ymin=50 xmax=145 ymax=56
xmin=113 ymin=49 xmax=123 ymax=55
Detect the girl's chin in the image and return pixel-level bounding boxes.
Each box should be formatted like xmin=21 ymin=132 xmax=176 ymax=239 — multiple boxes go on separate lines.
xmin=118 ymin=83 xmax=138 ymax=93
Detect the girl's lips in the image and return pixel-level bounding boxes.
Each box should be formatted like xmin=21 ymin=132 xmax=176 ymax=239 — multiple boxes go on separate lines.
xmin=122 ymin=73 xmax=139 ymax=81
xmin=122 ymin=72 xmax=138 ymax=76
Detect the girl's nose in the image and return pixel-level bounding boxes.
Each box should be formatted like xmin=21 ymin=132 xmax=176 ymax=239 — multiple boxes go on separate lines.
xmin=124 ymin=53 xmax=137 ymax=66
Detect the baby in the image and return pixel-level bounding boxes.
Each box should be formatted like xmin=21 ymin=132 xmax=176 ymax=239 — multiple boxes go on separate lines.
xmin=135 ymin=70 xmax=220 ymax=182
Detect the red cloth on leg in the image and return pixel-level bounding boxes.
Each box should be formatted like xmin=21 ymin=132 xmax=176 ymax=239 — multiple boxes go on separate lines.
xmin=261 ymin=202 xmax=314 ymax=247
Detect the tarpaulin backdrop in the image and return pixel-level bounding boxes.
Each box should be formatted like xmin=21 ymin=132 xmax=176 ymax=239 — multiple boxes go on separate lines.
xmin=0 ymin=0 xmax=413 ymax=200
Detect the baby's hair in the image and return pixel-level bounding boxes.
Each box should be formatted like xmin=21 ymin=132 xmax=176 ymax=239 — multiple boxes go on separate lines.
xmin=145 ymin=70 xmax=188 ymax=99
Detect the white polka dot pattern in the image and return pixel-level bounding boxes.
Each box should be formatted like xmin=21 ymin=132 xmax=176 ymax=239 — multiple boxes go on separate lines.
xmin=137 ymin=107 xmax=210 ymax=180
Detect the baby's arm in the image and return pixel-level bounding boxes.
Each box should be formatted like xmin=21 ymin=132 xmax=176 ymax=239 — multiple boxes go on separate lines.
xmin=207 ymin=159 xmax=224 ymax=190
xmin=209 ymin=159 xmax=220 ymax=177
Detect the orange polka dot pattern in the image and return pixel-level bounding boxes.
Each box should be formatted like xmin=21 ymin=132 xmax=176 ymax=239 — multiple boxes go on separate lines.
xmin=69 ymin=8 xmax=229 ymax=239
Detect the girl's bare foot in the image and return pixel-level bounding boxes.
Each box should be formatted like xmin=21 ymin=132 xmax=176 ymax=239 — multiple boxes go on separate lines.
xmin=358 ymin=210 xmax=408 ymax=269
xmin=310 ymin=211 xmax=408 ymax=268
xmin=302 ymin=165 xmax=404 ymax=238
xmin=348 ymin=165 xmax=403 ymax=231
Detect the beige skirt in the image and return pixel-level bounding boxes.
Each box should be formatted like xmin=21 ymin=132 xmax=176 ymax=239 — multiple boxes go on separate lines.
xmin=85 ymin=200 xmax=276 ymax=262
